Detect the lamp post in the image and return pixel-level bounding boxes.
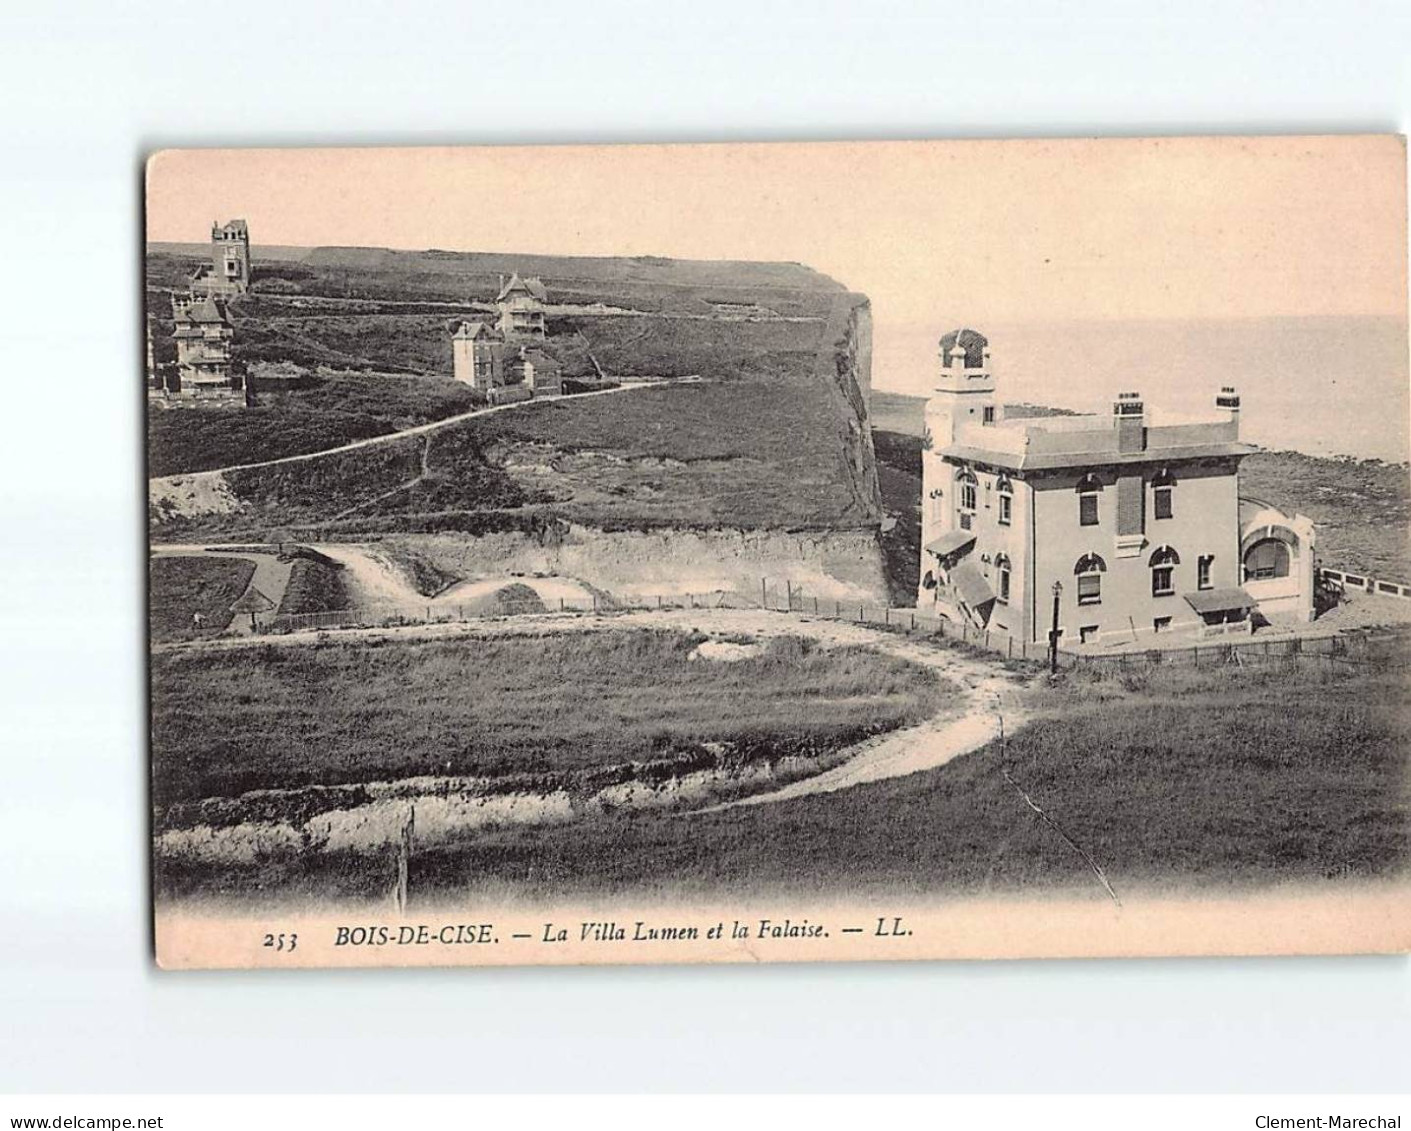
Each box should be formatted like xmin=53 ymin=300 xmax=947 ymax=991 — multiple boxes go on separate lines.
xmin=1049 ymin=580 xmax=1063 ymax=675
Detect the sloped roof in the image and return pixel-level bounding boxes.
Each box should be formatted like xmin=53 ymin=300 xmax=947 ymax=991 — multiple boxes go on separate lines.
xmin=522 ymin=347 xmax=561 ymax=372
xmin=451 ymin=320 xmax=500 ymax=341
xmin=1184 ymin=587 xmax=1256 ymax=616
xmin=925 ymin=530 xmax=976 ymax=560
xmin=496 ymin=272 xmax=548 ymax=302
xmin=173 ymin=295 xmax=229 ymax=326
xmin=949 ymin=560 xmax=995 ymax=610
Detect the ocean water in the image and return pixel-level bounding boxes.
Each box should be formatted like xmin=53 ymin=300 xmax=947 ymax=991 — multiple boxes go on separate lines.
xmin=873 ymin=316 xmax=1409 ymax=464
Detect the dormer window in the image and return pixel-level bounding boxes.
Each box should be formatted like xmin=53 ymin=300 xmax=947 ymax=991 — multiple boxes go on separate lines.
xmin=1077 ymin=473 xmax=1101 ymax=527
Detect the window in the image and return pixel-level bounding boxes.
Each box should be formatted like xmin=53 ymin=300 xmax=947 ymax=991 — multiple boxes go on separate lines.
xmin=1149 ymin=544 xmax=1180 ymax=597
xmin=982 ymin=405 xmax=996 ymax=425
xmin=1243 ymin=539 xmax=1290 ymax=580
xmin=1198 ymin=554 xmax=1213 ymax=590
xmin=997 ymin=476 xmax=1012 ymax=525
xmin=929 ymin=489 xmax=945 ymax=523
xmin=955 ymin=468 xmax=978 ymax=527
xmin=995 ymin=554 xmax=1011 ymax=604
xmin=1080 ymin=625 xmax=1100 ymax=645
xmin=1077 ymin=474 xmax=1101 ymax=527
xmin=1074 ymin=552 xmax=1106 ymax=606
xmin=1152 ymin=469 xmax=1176 ymax=520
xmin=1154 ymin=616 xmax=1172 ymax=633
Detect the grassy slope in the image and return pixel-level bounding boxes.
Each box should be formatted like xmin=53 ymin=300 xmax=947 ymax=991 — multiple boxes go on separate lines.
xmin=149 ymin=557 xmax=256 ymax=643
xmin=150 ymin=631 xmax=946 ymax=808
xmin=399 ymin=657 xmax=1409 ymax=902
xmin=276 ymin=559 xmax=349 ymax=617
xmin=148 ymin=371 xmax=482 ymax=477
xmin=147 ymin=247 xmax=878 ymax=535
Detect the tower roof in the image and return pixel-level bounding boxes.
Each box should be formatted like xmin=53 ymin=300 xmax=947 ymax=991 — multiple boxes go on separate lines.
xmin=939 ymin=328 xmax=988 ymax=368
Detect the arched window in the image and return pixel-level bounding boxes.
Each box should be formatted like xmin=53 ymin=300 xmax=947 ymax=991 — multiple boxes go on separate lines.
xmin=1074 ymin=552 xmax=1106 ymax=606
xmin=1152 ymin=468 xmax=1177 ymax=521
xmin=1149 ymin=545 xmax=1180 ymax=597
xmin=1076 ymin=473 xmax=1102 ymax=527
xmin=995 ymin=553 xmax=1012 ymax=604
xmin=955 ymin=467 xmax=978 ymax=529
xmin=1244 ymin=539 xmax=1290 ymax=580
xmin=996 ymin=475 xmax=1013 ymax=526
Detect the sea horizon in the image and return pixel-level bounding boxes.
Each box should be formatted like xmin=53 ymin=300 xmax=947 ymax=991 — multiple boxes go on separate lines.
xmin=872 ymin=314 xmax=1410 ymax=465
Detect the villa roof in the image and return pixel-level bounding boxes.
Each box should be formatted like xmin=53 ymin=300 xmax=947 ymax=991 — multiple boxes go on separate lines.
xmin=1183 ymin=587 xmax=1257 ymax=616
xmin=452 ymin=320 xmax=500 ymax=340
xmin=173 ymin=295 xmax=229 ymax=326
xmin=943 ymin=439 xmax=1256 ymax=474
xmin=496 ymin=272 xmax=548 ymax=302
xmin=925 ymin=530 xmax=976 ymax=559
xmin=949 ymin=560 xmax=995 ymax=610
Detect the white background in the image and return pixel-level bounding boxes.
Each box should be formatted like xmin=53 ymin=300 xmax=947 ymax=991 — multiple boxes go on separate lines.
xmin=1 ymin=0 xmax=1408 ymax=1095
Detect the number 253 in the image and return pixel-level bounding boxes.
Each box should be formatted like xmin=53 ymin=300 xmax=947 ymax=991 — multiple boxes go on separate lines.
xmin=263 ymin=932 xmax=298 ymax=953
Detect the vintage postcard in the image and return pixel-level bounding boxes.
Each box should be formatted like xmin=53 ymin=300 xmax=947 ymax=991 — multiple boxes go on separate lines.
xmin=146 ymin=137 xmax=1410 ymax=969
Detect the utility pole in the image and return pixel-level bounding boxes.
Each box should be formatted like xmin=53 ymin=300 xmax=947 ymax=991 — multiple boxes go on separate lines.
xmin=1049 ymin=580 xmax=1063 ymax=675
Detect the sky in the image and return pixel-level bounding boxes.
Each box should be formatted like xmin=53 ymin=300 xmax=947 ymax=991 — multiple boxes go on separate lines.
xmin=147 ymin=136 xmax=1407 ymax=327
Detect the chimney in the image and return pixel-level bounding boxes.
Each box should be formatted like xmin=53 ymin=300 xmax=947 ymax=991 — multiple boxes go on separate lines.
xmin=1113 ymin=391 xmax=1145 ymax=453
xmin=1216 ymin=385 xmax=1241 ymax=435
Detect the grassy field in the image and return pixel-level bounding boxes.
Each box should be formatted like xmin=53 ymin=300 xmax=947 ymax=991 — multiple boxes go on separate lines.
xmin=150 ymin=630 xmax=946 ymax=811
xmin=148 ymin=370 xmax=483 ymax=477
xmin=147 ymin=245 xmax=880 ymax=536
xmin=390 ymin=653 xmax=1409 ymax=902
xmin=149 ymin=556 xmax=255 ymax=643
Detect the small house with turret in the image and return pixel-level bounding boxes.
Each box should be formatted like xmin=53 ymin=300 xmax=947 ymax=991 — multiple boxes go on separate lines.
xmin=918 ymin=329 xmax=1316 ymax=648
xmin=190 ymin=219 xmax=251 ymax=298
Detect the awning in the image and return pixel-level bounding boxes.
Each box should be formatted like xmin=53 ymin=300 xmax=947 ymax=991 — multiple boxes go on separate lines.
xmin=949 ymin=561 xmax=995 ymax=610
xmin=925 ymin=530 xmax=976 ymax=560
xmin=1184 ymin=587 xmax=1256 ymax=616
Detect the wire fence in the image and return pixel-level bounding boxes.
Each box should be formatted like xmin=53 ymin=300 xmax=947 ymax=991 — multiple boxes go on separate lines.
xmin=251 ymin=575 xmax=1411 ymax=675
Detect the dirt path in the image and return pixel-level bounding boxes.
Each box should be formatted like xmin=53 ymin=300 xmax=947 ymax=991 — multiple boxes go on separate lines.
xmin=156 ymin=607 xmax=1030 ymax=798
xmin=150 ymin=546 xmax=295 ymax=634
xmin=159 ymin=379 xmax=657 ymax=482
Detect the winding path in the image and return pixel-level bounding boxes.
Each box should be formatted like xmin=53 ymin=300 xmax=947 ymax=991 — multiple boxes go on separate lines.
xmin=155 ymin=607 xmax=1030 ymax=803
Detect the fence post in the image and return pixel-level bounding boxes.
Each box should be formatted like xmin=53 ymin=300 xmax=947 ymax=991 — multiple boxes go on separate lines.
xmin=835 ymin=601 xmax=841 ymax=618
xmin=761 ymin=578 xmax=768 ymax=609
xmin=592 ymin=593 xmax=598 ymax=612
xmin=1007 ymin=637 xmax=1013 ymax=659
xmin=911 ymin=612 xmax=916 ymax=631
xmin=884 ymin=607 xmax=890 ymax=626
xmin=786 ymin=579 xmax=792 ymax=609
xmin=426 ymin=605 xmax=431 ymax=622
xmin=858 ymin=604 xmax=864 ymax=621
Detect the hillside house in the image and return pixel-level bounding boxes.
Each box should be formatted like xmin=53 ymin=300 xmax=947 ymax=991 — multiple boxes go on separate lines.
xmin=918 ymin=329 xmax=1316 ymax=648
xmin=451 ymin=320 xmax=561 ymax=399
xmin=190 ymin=219 xmax=251 ymax=298
xmin=451 ymin=320 xmax=507 ymax=390
xmin=171 ymin=294 xmax=239 ymax=398
xmin=495 ymin=272 xmax=548 ymax=339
